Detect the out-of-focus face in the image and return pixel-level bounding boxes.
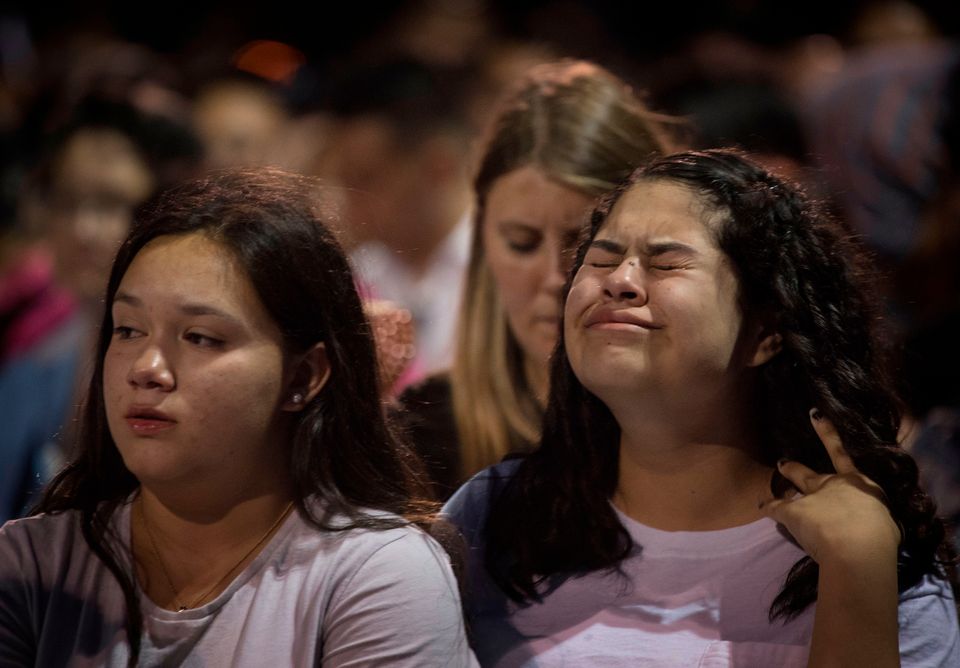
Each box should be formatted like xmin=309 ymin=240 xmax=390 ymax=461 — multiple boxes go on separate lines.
xmin=564 ymin=179 xmax=749 ymax=409
xmin=324 ymin=116 xmax=421 ymax=251
xmin=103 ymin=233 xmax=292 ymax=495
xmin=193 ymin=82 xmax=287 ymax=169
xmin=482 ymin=166 xmax=594 ymax=372
xmin=46 ymin=128 xmax=154 ymax=304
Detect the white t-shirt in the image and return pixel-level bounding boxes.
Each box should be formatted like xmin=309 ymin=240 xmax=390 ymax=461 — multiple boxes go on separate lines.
xmin=350 ymin=213 xmax=470 ymax=377
xmin=0 ymin=499 xmax=478 ymax=667
xmin=444 ymin=461 xmax=960 ymax=667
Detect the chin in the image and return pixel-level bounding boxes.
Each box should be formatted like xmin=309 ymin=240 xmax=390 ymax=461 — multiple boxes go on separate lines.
xmin=573 ymin=355 xmax=646 ymax=392
xmin=117 ymin=443 xmax=185 ymax=484
xmin=530 ymin=346 xmax=556 ymax=371
xmin=515 ymin=334 xmax=554 ymax=364
xmin=125 ymin=464 xmax=197 ymax=492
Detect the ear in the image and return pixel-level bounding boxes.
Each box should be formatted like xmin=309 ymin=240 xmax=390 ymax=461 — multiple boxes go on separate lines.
xmin=746 ymin=320 xmax=783 ymax=368
xmin=281 ymin=342 xmax=331 ymax=412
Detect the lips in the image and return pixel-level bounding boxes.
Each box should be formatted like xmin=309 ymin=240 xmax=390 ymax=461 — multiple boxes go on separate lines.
xmin=583 ymin=307 xmax=660 ymax=330
xmin=124 ymin=406 xmax=177 ymax=434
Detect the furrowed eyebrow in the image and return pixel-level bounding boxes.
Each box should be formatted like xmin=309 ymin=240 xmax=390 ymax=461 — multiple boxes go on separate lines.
xmin=589 ymin=238 xmax=626 ymax=254
xmin=645 ymin=241 xmax=699 ymax=257
xmin=589 ymin=239 xmax=699 ymax=257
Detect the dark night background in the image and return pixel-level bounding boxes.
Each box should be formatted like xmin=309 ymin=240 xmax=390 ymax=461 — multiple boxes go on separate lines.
xmin=11 ymin=1 xmax=960 ymax=60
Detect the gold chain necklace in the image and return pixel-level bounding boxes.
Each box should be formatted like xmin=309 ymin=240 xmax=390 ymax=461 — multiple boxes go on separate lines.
xmin=137 ymin=497 xmax=295 ymax=612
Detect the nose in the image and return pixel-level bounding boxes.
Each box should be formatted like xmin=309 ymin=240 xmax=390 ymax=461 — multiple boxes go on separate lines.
xmin=603 ymin=258 xmax=647 ymax=304
xmin=543 ymin=241 xmax=573 ymax=295
xmin=128 ymin=345 xmax=175 ymax=391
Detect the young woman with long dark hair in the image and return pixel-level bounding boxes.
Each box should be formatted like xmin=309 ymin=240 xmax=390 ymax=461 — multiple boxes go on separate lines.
xmin=444 ymin=150 xmax=959 ymax=666
xmin=0 ymin=169 xmax=476 ymax=666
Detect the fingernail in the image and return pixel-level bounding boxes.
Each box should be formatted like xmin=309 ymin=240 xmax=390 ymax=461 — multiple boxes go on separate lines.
xmin=809 ymin=408 xmax=822 ymax=421
xmin=777 ymin=458 xmax=788 ymax=468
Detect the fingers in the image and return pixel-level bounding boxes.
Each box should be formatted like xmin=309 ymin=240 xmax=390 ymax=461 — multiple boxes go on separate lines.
xmin=809 ymin=408 xmax=857 ymax=475
xmin=770 ymin=468 xmax=798 ymax=499
xmin=776 ymin=459 xmax=823 ymax=495
xmin=758 ymin=496 xmax=785 ymax=519
xmin=757 ymin=496 xmax=804 ymax=541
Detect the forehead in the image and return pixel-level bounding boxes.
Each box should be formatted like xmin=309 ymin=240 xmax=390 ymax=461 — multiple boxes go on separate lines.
xmin=115 ymin=233 xmax=269 ymax=322
xmin=598 ymin=179 xmax=723 ymax=247
xmin=121 ymin=234 xmax=234 ymax=285
xmin=485 ymin=166 xmax=594 ymax=231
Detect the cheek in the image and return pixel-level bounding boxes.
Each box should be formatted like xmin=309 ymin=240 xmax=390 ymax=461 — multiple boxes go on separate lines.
xmin=562 ymin=277 xmax=593 ymax=350
xmin=101 ymin=348 xmax=135 ymax=444
xmin=696 ymin=279 xmax=743 ymax=342
xmin=491 ymin=266 xmax=533 ymax=314
xmin=669 ymin=292 xmax=743 ymax=362
xmin=102 ymin=347 xmax=126 ymax=408
xmin=564 ymin=272 xmax=598 ymax=319
xmin=492 ymin=265 xmax=545 ymax=345
xmin=195 ymin=352 xmax=287 ymax=426
xmin=482 ymin=244 xmax=539 ymax=313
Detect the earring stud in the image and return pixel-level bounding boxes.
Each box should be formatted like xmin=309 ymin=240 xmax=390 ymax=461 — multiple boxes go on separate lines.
xmin=292 ymin=392 xmax=304 ymax=404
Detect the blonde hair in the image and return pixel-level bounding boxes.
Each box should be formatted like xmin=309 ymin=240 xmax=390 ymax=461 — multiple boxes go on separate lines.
xmin=452 ymin=60 xmax=678 ymax=477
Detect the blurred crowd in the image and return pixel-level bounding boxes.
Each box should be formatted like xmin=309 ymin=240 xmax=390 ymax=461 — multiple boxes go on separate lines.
xmin=1 ymin=0 xmax=958 ymax=538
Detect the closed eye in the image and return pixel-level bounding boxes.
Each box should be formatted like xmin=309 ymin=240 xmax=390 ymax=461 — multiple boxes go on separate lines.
xmin=650 ymin=258 xmax=695 ymax=271
xmin=507 ymin=239 xmax=540 ymax=253
xmin=498 ymin=222 xmax=543 ymax=254
xmin=582 ymin=246 xmax=622 ymax=269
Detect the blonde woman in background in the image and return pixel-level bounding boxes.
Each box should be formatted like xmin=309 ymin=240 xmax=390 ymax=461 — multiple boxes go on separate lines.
xmin=398 ymin=60 xmax=677 ymax=498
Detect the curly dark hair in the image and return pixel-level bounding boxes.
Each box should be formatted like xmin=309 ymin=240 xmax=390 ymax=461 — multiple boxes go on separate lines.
xmin=33 ymin=168 xmax=436 ymax=664
xmin=484 ymin=148 xmax=958 ymax=620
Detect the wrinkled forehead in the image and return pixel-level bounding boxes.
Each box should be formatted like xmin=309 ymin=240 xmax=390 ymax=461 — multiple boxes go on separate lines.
xmin=594 ymin=178 xmax=729 ymax=245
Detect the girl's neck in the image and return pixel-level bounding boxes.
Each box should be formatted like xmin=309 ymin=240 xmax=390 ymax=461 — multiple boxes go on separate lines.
xmin=132 ymin=487 xmax=296 ymax=611
xmin=136 ymin=485 xmax=294 ymax=550
xmin=613 ymin=408 xmax=773 ymax=532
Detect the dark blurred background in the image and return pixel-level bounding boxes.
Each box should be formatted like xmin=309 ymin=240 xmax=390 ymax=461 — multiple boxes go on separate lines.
xmin=9 ymin=0 xmax=960 ymax=58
